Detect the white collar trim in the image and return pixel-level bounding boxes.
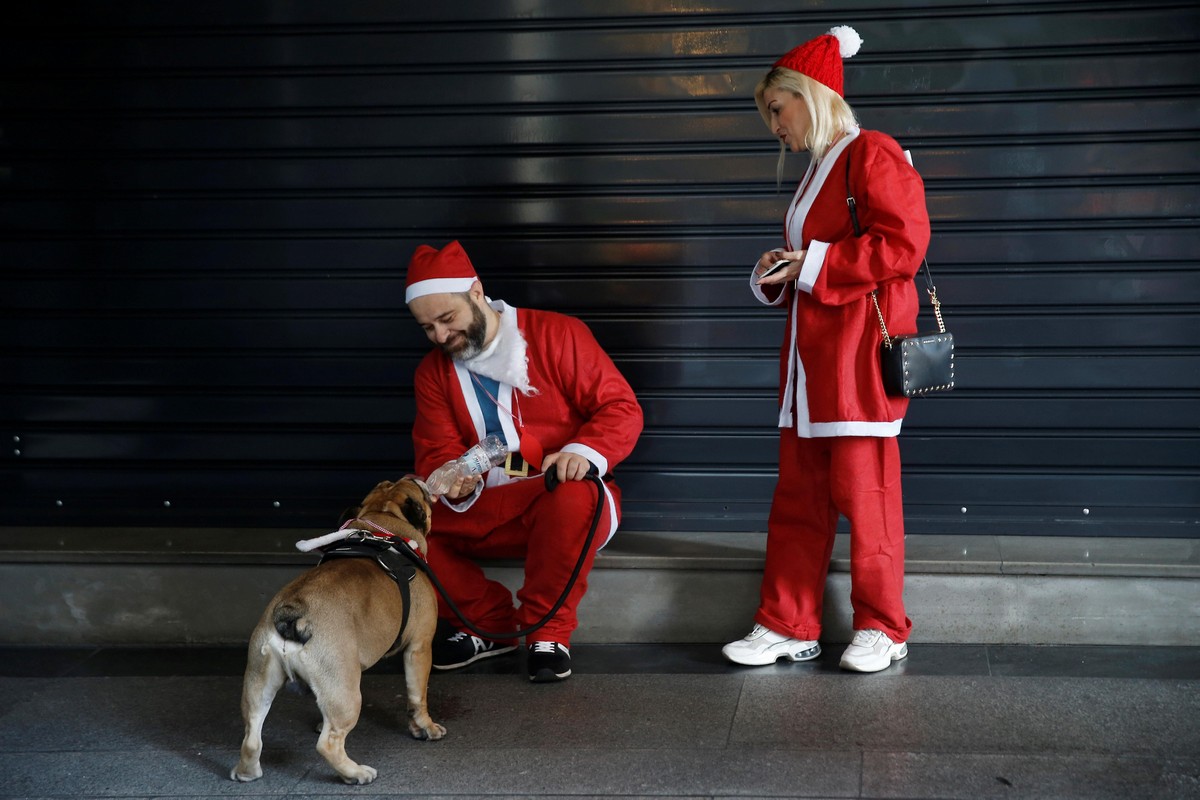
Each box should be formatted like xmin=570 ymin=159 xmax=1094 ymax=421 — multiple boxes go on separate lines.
xmin=460 ymin=299 xmax=537 ymax=395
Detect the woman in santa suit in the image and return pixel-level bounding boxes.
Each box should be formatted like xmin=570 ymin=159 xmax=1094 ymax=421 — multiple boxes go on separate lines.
xmin=721 ymin=26 xmax=931 ymax=673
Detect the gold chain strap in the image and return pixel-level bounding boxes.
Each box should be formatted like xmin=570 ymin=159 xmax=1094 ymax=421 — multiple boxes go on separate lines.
xmin=871 ymin=290 xmax=893 ymax=349
xmin=929 ymin=288 xmax=946 ymax=333
xmin=873 ymin=283 xmax=947 ymax=350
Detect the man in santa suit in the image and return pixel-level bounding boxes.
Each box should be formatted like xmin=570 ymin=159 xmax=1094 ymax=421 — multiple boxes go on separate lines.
xmin=404 ymin=240 xmax=643 ymax=682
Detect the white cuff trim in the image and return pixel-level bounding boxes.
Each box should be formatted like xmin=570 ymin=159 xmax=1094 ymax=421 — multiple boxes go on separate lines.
xmin=786 ymin=418 xmax=905 ymax=438
xmin=560 ymin=443 xmax=609 ymax=477
xmin=796 ymin=241 xmax=828 ymax=295
xmin=750 ymin=252 xmax=787 ymax=306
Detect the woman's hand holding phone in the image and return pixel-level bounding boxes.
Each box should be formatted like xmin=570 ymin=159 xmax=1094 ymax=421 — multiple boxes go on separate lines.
xmin=756 ymin=251 xmax=804 ymax=284
xmin=760 ymin=259 xmax=791 ymax=278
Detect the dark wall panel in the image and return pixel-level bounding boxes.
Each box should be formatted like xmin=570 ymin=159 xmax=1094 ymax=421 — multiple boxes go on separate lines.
xmin=2 ymin=1 xmax=1197 ymax=537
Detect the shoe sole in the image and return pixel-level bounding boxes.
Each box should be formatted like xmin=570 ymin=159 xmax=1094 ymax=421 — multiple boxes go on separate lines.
xmin=722 ymin=643 xmax=821 ymax=666
xmin=528 ymin=667 xmax=572 ymax=683
xmin=839 ymin=644 xmax=908 ymax=673
xmin=432 ymin=644 xmax=517 ymax=671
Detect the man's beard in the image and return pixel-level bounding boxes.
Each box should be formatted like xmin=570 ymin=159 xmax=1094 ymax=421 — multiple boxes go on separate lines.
xmin=441 ymin=300 xmax=488 ymax=361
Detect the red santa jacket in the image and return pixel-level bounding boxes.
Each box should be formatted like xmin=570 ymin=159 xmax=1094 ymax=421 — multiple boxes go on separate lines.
xmin=751 ymin=127 xmax=931 ymax=436
xmin=412 ymin=303 xmax=643 ymax=534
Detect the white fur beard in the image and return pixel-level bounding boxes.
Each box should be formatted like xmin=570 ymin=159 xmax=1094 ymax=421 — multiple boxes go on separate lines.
xmin=462 ymin=306 xmax=538 ymax=395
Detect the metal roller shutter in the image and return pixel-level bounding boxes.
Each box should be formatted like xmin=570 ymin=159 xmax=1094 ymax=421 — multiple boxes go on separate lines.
xmin=2 ymin=1 xmax=1197 ymax=537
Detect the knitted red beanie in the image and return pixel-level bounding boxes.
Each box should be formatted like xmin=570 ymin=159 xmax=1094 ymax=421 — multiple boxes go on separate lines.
xmin=772 ymin=25 xmax=863 ymax=97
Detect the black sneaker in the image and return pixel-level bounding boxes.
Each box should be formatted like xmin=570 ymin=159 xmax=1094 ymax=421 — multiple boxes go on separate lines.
xmin=432 ymin=630 xmax=517 ymax=671
xmin=527 ymin=641 xmax=572 ymax=682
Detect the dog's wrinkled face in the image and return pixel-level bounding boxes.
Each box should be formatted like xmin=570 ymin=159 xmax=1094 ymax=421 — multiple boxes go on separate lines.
xmin=356 ymin=477 xmax=433 ymax=534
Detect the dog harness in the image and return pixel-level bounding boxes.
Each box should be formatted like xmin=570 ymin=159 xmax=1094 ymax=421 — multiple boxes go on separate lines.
xmin=317 ymin=521 xmax=428 ymax=646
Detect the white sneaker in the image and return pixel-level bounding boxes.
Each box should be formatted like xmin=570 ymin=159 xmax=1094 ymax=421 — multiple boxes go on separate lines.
xmin=721 ymin=624 xmax=821 ymax=666
xmin=839 ymin=629 xmax=908 ymax=673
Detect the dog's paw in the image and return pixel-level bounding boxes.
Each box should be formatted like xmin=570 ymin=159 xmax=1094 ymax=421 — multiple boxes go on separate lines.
xmin=339 ymin=764 xmax=377 ymax=785
xmin=230 ymin=764 xmax=262 ymax=782
xmin=410 ymin=719 xmax=447 ymax=741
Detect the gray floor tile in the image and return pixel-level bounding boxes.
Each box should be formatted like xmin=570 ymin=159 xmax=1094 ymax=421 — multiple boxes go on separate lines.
xmin=279 ymin=746 xmax=861 ymax=797
xmin=987 ymin=643 xmax=1200 ymax=678
xmin=0 ymin=676 xmax=278 ymax=752
xmin=420 ymin=673 xmax=742 ymax=749
xmin=0 ymin=749 xmax=302 ymax=797
xmin=862 ymin=752 xmax=1200 ymax=800
xmin=731 ymin=675 xmax=1200 ymax=757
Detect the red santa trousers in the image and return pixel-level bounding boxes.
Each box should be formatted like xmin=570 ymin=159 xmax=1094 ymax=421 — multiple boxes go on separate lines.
xmin=423 ymin=476 xmax=617 ymax=646
xmin=755 ymin=433 xmax=912 ymax=644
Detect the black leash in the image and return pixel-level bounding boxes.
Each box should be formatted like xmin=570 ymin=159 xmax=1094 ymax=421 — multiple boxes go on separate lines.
xmin=403 ymin=467 xmax=606 ymax=641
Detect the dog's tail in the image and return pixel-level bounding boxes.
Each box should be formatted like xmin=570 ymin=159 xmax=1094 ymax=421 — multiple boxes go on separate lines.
xmin=272 ymin=600 xmax=313 ymax=644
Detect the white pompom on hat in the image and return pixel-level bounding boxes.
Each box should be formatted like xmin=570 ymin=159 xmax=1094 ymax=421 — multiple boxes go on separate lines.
xmin=772 ymin=25 xmax=863 ymax=97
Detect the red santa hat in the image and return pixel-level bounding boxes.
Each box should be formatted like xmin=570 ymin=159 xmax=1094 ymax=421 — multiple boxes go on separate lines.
xmin=772 ymin=25 xmax=863 ymax=97
xmin=405 ymin=240 xmax=479 ymax=303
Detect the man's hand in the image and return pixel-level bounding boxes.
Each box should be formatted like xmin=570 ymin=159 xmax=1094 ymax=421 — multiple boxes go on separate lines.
xmin=442 ymin=473 xmax=481 ymax=501
xmin=541 ymin=451 xmax=594 ymax=483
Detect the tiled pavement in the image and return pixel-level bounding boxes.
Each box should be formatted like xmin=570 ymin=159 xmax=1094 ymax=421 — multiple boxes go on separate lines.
xmin=0 ymin=643 xmax=1198 ymax=799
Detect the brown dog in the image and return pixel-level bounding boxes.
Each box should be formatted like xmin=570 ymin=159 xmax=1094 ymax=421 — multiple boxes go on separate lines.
xmin=231 ymin=478 xmax=445 ymax=785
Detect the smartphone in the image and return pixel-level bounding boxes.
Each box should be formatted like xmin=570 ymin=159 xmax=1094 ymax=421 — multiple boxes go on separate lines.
xmin=760 ymin=259 xmax=791 ymax=278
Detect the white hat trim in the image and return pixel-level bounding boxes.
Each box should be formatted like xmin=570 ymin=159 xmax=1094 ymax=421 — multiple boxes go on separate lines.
xmin=405 ymin=276 xmax=477 ymax=303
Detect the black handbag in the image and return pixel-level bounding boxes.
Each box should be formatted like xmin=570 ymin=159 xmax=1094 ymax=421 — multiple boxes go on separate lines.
xmin=846 ymin=141 xmax=955 ymax=398
xmin=871 ymin=265 xmax=955 ymax=397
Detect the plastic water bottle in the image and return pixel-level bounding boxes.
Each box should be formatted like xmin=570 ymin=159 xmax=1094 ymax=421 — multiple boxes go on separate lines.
xmin=424 ymin=434 xmax=509 ymax=496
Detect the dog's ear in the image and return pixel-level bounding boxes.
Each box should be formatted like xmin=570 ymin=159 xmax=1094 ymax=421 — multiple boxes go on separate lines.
xmin=400 ymin=496 xmax=429 ymax=532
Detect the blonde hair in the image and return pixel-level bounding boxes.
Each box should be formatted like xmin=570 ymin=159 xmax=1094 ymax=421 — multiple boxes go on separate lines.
xmin=754 ymin=67 xmax=858 ymax=183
